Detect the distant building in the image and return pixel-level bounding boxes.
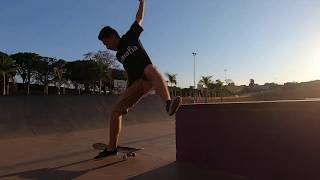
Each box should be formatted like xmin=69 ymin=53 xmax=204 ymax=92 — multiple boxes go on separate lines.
xmin=114 ymin=80 xmax=127 ymax=94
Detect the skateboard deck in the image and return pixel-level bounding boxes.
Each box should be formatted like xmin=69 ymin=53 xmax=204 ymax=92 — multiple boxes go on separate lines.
xmin=92 ymin=143 xmax=143 ymax=160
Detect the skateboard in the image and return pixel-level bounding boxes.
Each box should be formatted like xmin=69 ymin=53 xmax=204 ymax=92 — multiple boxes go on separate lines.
xmin=92 ymin=143 xmax=143 ymax=160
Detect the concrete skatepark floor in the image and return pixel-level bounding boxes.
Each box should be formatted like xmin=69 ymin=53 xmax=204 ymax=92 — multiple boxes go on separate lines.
xmin=0 ymin=121 xmax=176 ymax=179
xmin=0 ymin=121 xmax=246 ymax=180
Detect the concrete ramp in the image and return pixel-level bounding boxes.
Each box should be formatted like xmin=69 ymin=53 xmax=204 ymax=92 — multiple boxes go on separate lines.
xmin=0 ymin=95 xmax=171 ymax=139
xmin=0 ymin=95 xmax=248 ymax=180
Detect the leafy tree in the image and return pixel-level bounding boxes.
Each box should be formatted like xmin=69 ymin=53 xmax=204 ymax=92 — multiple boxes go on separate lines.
xmin=66 ymin=60 xmax=87 ymax=94
xmin=84 ymin=51 xmax=119 ymax=94
xmin=0 ymin=52 xmax=16 ymax=95
xmin=66 ymin=60 xmax=108 ymax=94
xmin=111 ymin=69 xmax=127 ymax=80
xmin=11 ymin=52 xmax=41 ymax=95
xmin=52 ymin=59 xmax=68 ymax=95
xmin=249 ymin=79 xmax=255 ymax=88
xmin=85 ymin=60 xmax=108 ymax=94
xmin=88 ymin=50 xmax=118 ymax=68
xmin=33 ymin=57 xmax=56 ymax=95
xmin=226 ymin=79 xmax=236 ymax=95
xmin=225 ymin=79 xmax=234 ymax=86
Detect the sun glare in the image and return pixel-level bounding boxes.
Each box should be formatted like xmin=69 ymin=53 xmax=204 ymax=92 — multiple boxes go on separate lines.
xmin=297 ymin=39 xmax=320 ymax=81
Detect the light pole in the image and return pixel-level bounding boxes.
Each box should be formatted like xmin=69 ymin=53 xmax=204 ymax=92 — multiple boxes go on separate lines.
xmin=222 ymin=69 xmax=228 ymax=103
xmin=192 ymin=52 xmax=197 ymax=103
xmin=224 ymin=69 xmax=228 ymax=83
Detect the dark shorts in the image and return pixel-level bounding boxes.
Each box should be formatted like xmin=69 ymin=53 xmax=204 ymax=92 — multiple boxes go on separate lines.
xmin=127 ymin=62 xmax=152 ymax=87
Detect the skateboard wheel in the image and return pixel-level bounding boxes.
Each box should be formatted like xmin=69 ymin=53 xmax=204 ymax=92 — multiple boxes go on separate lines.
xmin=127 ymin=152 xmax=136 ymax=157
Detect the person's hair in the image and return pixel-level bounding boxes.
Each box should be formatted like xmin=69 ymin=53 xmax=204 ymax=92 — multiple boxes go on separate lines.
xmin=98 ymin=26 xmax=120 ymax=40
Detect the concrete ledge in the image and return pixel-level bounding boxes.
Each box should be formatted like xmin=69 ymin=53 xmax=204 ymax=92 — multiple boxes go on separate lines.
xmin=176 ymin=100 xmax=320 ymax=180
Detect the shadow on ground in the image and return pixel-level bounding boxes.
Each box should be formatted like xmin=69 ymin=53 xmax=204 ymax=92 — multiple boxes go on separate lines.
xmin=0 ymin=158 xmax=125 ymax=180
xmin=128 ymin=162 xmax=248 ymax=180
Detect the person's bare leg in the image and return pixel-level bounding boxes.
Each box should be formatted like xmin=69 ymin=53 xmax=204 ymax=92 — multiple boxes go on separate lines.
xmin=144 ymin=64 xmax=171 ymax=102
xmin=108 ymin=110 xmax=122 ymax=149
xmin=107 ymin=79 xmax=151 ymax=149
xmin=144 ymin=64 xmax=182 ymax=116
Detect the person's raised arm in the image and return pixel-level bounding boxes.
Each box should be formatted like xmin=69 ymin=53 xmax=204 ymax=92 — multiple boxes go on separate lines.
xmin=136 ymin=0 xmax=145 ymax=26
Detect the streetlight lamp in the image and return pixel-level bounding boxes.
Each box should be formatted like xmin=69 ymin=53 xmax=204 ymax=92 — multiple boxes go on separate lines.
xmin=192 ymin=52 xmax=197 ymax=103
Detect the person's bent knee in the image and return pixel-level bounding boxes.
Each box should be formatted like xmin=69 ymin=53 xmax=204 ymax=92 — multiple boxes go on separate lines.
xmin=144 ymin=64 xmax=160 ymax=80
xmin=111 ymin=106 xmax=128 ymax=117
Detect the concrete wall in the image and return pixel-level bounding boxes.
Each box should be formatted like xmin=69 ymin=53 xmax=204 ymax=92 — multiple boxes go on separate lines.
xmin=0 ymin=95 xmax=171 ymax=139
xmin=176 ymin=100 xmax=320 ymax=180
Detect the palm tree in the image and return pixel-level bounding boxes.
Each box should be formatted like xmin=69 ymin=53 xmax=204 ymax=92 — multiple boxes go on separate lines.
xmin=199 ymin=76 xmax=213 ymax=88
xmin=199 ymin=76 xmax=213 ymax=102
xmin=0 ymin=55 xmax=16 ymax=96
xmin=216 ymin=79 xmax=224 ymax=102
xmin=7 ymin=72 xmax=16 ymax=95
xmin=165 ymin=73 xmax=177 ymax=87
xmin=165 ymin=73 xmax=177 ymax=97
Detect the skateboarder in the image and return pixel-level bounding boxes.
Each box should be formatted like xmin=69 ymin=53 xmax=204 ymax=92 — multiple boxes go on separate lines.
xmin=95 ymin=0 xmax=181 ymax=159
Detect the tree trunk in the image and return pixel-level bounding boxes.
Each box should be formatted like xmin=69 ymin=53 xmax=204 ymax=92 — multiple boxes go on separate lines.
xmin=74 ymin=84 xmax=78 ymax=94
xmin=27 ymin=68 xmax=30 ymax=95
xmin=3 ymin=72 xmax=6 ymax=96
xmin=170 ymin=83 xmax=173 ymax=97
xmin=99 ymin=80 xmax=102 ymax=95
xmin=205 ymin=89 xmax=208 ymax=103
xmin=27 ymin=83 xmax=30 ymax=95
xmin=57 ymin=83 xmax=60 ymax=95
xmin=105 ymin=85 xmax=108 ymax=95
xmin=220 ymin=87 xmax=223 ymax=102
xmin=7 ymin=81 xmax=10 ymax=96
xmin=43 ymin=83 xmax=48 ymax=96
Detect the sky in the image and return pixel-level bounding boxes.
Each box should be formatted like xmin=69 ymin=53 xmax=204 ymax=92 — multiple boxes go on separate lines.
xmin=1 ymin=0 xmax=320 ymax=88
